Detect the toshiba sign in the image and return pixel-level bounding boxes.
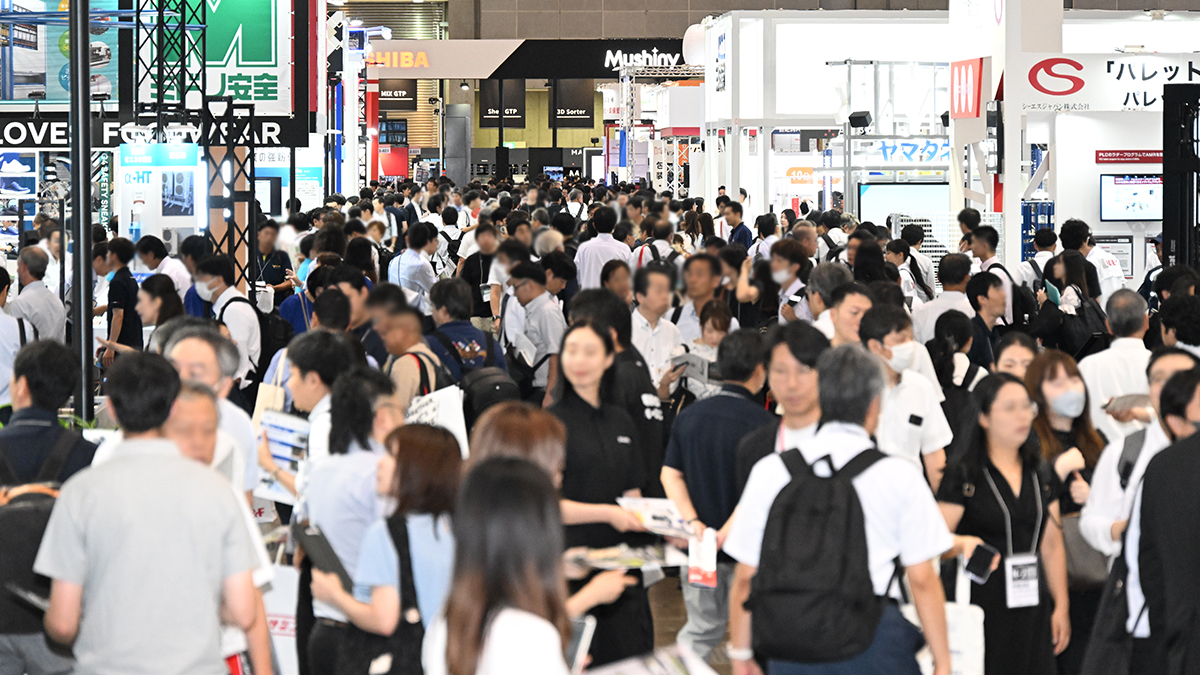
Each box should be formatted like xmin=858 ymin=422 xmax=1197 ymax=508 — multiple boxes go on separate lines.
xmin=950 ymin=58 xmax=983 ymax=119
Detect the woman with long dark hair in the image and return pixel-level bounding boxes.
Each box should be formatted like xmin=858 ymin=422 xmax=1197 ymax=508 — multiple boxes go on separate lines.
xmin=885 ymin=239 xmax=935 ymax=302
xmin=937 ymin=373 xmax=1069 ymax=675
xmin=311 ymin=424 xmax=460 ymax=674
xmin=548 ymin=322 xmax=653 ymax=666
xmin=698 ymin=212 xmax=716 ymax=243
xmin=926 ymin=310 xmax=987 ymax=448
xmin=424 ymin=457 xmax=572 ymax=675
xmin=680 ymin=210 xmax=702 ymax=254
xmin=853 ymin=240 xmax=890 ymax=284
xmin=102 ymin=274 xmax=185 ymax=354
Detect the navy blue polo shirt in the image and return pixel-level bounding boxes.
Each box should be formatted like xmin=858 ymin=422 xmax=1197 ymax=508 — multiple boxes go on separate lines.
xmin=663 ymin=384 xmax=774 ymax=541
xmin=0 ymin=407 xmax=97 ymax=483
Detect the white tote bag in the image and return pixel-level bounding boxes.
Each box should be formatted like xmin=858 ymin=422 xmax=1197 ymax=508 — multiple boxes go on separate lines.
xmin=406 ymin=385 xmax=470 ymax=459
xmin=262 ymin=561 xmax=301 ymax=675
xmin=900 ymin=557 xmax=985 ymax=675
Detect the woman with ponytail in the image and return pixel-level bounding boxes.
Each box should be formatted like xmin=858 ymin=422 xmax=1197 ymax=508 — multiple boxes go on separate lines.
xmin=927 ymin=310 xmax=987 ymax=452
xmin=885 ymin=238 xmax=936 ymax=303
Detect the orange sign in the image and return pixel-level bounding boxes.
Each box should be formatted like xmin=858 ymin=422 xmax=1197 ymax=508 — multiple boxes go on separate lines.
xmin=365 ymin=51 xmax=430 ymax=69
xmin=786 ymin=167 xmax=814 ymax=185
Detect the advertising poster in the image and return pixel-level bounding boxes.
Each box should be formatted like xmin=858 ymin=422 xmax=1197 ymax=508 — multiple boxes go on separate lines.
xmin=479 ymin=79 xmax=525 ymax=128
xmin=2 ymin=0 xmax=120 ymax=103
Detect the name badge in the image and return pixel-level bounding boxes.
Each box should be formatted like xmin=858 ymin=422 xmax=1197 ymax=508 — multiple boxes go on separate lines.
xmin=1004 ymin=553 xmax=1039 ymax=608
xmin=480 ymin=283 xmax=492 ymax=302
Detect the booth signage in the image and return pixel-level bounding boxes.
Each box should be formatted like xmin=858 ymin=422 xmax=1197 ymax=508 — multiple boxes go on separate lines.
xmin=1095 ymin=150 xmax=1162 ymax=164
xmin=951 ymin=58 xmax=983 ymax=119
xmin=479 ymin=79 xmax=526 ymax=128
xmin=1011 ymin=53 xmax=1200 ymax=112
xmin=378 ymin=79 xmax=418 ymax=111
xmin=0 ymin=114 xmax=306 ymax=149
xmin=553 ymin=79 xmax=595 ymax=129
xmin=92 ymin=151 xmax=112 ymax=225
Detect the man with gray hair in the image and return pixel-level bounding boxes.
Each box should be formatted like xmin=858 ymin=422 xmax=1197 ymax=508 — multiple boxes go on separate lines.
xmin=805 ymin=262 xmax=853 ymax=340
xmin=1079 ymin=288 xmax=1152 ymax=442
xmin=6 ymin=246 xmax=66 ymax=343
xmin=723 ymin=345 xmax=952 ymax=675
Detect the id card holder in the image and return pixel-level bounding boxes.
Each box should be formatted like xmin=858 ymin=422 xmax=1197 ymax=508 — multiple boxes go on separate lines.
xmin=1004 ymin=553 xmax=1039 ymax=608
xmin=480 ymin=283 xmax=492 ymax=303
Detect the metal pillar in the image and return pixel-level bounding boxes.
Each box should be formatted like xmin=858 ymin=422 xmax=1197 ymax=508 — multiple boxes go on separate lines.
xmin=69 ymin=0 xmax=93 ymax=420
xmin=203 ymin=97 xmax=259 ymax=299
xmin=1162 ymin=83 xmax=1200 ymax=269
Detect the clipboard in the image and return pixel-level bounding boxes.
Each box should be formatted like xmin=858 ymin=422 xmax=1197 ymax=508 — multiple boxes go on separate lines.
xmin=291 ymin=523 xmax=353 ymax=592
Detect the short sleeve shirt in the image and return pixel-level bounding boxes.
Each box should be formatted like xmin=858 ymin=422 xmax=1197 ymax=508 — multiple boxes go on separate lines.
xmin=107 ymin=267 xmax=144 ymax=350
xmin=523 ymin=292 xmax=567 ymax=388
xmin=353 ymin=515 xmax=455 ymax=629
xmin=877 ymin=369 xmax=954 ymax=465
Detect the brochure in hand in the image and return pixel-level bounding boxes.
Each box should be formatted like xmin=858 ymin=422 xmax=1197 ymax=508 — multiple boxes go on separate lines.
xmin=253 ymin=411 xmax=310 ymax=506
xmin=616 ymin=497 xmax=694 ymax=540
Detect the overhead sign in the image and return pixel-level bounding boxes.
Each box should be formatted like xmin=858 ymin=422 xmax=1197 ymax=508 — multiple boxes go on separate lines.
xmin=378 ymin=79 xmax=418 ymax=111
xmin=1096 ymin=150 xmax=1162 ymax=164
xmin=364 ymin=39 xmax=685 ymax=81
xmin=142 ymin=0 xmax=294 ymax=115
xmin=1010 ymin=53 xmax=1200 ymax=112
xmin=553 ymin=79 xmax=595 ymax=129
xmin=950 ymin=58 xmax=983 ymax=119
xmin=0 ymin=114 xmax=306 ymax=149
xmin=479 ymin=79 xmax=526 ymax=128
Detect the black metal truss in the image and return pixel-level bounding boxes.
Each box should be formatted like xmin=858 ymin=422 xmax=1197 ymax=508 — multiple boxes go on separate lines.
xmin=135 ymin=0 xmax=205 ymax=136
xmin=1162 ymin=84 xmax=1200 ymax=269
xmin=203 ymin=95 xmax=259 ymax=300
xmin=358 ymin=76 xmax=367 ymax=184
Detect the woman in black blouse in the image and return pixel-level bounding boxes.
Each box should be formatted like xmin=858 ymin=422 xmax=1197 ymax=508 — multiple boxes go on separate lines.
xmin=548 ymin=321 xmax=652 ymax=667
xmin=937 ymin=373 xmax=1070 ymax=675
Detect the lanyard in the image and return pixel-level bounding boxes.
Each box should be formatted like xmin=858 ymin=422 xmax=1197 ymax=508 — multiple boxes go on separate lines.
xmin=983 ymin=466 xmax=1042 ymax=557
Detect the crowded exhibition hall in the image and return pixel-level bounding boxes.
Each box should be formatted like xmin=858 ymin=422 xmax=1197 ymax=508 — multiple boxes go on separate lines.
xmin=4 ymin=0 xmax=1200 ymax=674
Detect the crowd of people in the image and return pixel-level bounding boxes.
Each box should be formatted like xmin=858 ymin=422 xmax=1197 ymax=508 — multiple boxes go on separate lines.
xmin=0 ymin=173 xmax=1196 ymax=675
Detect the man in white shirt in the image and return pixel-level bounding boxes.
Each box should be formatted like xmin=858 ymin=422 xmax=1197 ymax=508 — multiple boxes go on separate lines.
xmin=723 ymin=345 xmax=952 ymax=675
xmin=815 ymin=212 xmax=848 ymax=263
xmin=195 ymin=255 xmax=261 ymax=392
xmin=136 ymin=235 xmax=192 ymax=301
xmin=1083 ymin=235 xmax=1128 ymax=310
xmin=747 ymin=215 xmax=779 ymax=264
xmin=1078 ymin=290 xmax=1152 ymax=443
xmin=1018 ymin=228 xmax=1058 ymax=290
xmin=432 ymin=206 xmax=462 ymax=278
xmin=563 ymin=189 xmax=587 ymax=223
xmin=36 ymin=220 xmax=71 ymax=299
xmin=573 ymin=209 xmax=630 ymax=289
xmin=912 ymin=253 xmax=975 ymax=344
xmin=389 ymin=221 xmax=439 ymax=315
xmin=900 ymin=224 xmax=936 ymax=302
xmin=631 ymin=266 xmax=684 ymax=390
xmin=631 ymin=222 xmax=682 ymax=274
xmin=971 ymin=225 xmax=1014 ymax=326
xmin=861 ymin=304 xmax=953 ymax=490
xmin=670 ymin=254 xmax=739 ymax=343
xmin=510 ymin=262 xmax=567 ymax=406
xmin=805 ymin=262 xmax=852 ymax=340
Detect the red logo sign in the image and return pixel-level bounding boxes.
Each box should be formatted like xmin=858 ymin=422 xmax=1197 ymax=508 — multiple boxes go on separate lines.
xmin=1028 ymin=58 xmax=1085 ymax=96
xmin=951 ymin=59 xmax=983 ymax=119
xmin=1095 ymin=150 xmax=1162 ymax=164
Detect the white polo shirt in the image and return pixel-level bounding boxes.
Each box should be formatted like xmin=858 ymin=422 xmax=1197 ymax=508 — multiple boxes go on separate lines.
xmin=877 ymin=369 xmax=954 ymax=466
xmin=723 ymin=421 xmax=952 ymax=596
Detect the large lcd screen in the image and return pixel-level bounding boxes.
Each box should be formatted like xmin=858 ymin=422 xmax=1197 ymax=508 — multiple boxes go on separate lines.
xmin=1100 ymin=174 xmax=1162 ymax=222
xmin=857 ymin=183 xmax=950 ymax=227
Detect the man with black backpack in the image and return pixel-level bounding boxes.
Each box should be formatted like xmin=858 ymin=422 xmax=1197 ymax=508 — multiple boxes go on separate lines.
xmin=426 ymin=278 xmax=508 ymax=381
xmin=723 ymin=345 xmax=952 ymax=675
xmin=195 ymin=255 xmax=263 ymax=401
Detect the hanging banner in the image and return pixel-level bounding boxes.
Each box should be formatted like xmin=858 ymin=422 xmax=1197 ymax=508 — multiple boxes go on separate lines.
xmin=479 ymin=79 xmax=525 ymax=128
xmin=552 ymin=79 xmax=595 ymax=129
xmin=378 ymin=78 xmax=418 ymax=111
xmin=92 ymin=150 xmax=112 ymax=225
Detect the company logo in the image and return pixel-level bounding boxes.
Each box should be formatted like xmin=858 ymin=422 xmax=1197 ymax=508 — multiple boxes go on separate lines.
xmin=604 ymin=48 xmax=681 ymax=71
xmin=1029 ymin=58 xmax=1085 ymax=96
xmin=951 ymin=59 xmax=982 ymax=118
xmin=786 ymin=167 xmax=814 ymax=185
xmin=380 ymin=89 xmax=410 ymax=98
xmin=365 ymin=51 xmax=430 ymax=68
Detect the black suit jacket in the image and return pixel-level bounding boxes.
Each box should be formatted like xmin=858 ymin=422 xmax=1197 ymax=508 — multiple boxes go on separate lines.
xmin=1139 ymin=433 xmax=1200 ymax=675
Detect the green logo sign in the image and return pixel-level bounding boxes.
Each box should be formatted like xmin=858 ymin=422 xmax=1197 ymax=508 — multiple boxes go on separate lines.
xmin=206 ymin=0 xmax=277 ymax=68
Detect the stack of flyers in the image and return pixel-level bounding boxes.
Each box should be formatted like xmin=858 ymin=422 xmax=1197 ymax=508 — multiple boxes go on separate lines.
xmin=253 ymin=411 xmax=311 ymax=506
xmin=586 ymin=644 xmax=718 ymax=675
xmin=565 ymin=544 xmax=688 ymax=571
xmin=616 ymin=497 xmax=694 ymax=539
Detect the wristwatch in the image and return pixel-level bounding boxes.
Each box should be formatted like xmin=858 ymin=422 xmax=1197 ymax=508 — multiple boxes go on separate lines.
xmin=726 ymin=646 xmax=754 ymax=662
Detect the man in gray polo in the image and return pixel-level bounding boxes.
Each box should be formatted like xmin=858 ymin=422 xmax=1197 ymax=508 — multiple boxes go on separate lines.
xmin=6 ymin=247 xmax=66 ymax=343
xmin=35 ymin=353 xmax=259 ymax=675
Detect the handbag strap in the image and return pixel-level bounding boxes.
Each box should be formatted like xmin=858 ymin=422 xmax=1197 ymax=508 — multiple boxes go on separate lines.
xmin=385 ymin=514 xmax=424 ymax=623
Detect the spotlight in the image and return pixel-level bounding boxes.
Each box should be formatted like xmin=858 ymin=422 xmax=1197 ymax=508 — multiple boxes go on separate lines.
xmin=460 ymin=80 xmax=470 ymax=91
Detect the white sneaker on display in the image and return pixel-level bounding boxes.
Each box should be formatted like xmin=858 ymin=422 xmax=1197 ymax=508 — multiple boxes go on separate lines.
xmin=0 ymin=159 xmax=31 ymax=173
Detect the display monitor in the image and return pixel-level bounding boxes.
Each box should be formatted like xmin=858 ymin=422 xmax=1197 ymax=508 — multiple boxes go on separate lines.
xmin=544 ymin=166 xmax=564 ymax=182
xmin=857 ymin=182 xmax=950 ymax=227
xmin=1100 ymin=174 xmax=1162 ymax=222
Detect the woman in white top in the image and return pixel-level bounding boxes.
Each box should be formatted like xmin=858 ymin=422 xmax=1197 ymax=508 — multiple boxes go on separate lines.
xmin=678 ymin=211 xmax=702 ymax=254
xmin=669 ymin=299 xmax=731 ymax=402
xmin=423 ymin=457 xmax=573 ymax=675
xmin=884 ymin=239 xmax=935 ymax=303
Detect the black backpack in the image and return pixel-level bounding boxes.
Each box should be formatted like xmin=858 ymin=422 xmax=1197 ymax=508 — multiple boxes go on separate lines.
xmin=1060 ymin=293 xmax=1111 ymax=361
xmin=497 ymin=294 xmax=552 ymax=399
xmin=747 ymin=447 xmax=890 ymax=663
xmin=642 ymin=243 xmax=681 ymax=287
xmin=988 ymin=263 xmax=1040 ymax=330
xmin=218 ymin=295 xmax=295 ymax=383
xmin=940 ymin=361 xmax=982 ymax=457
xmin=0 ymin=430 xmax=83 ymax=634
xmin=821 ymin=233 xmax=844 ymax=263
xmin=429 ymin=330 xmax=520 ymax=429
xmin=439 ymin=230 xmax=462 ymax=266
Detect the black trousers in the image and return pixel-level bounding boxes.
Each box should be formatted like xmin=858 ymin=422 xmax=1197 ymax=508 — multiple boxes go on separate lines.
xmin=570 ymin=569 xmax=654 ymax=667
xmin=295 ymin=557 xmax=315 ymax=675
xmin=1129 ymin=636 xmax=1167 ymax=675
xmin=307 ymin=621 xmax=348 ymax=675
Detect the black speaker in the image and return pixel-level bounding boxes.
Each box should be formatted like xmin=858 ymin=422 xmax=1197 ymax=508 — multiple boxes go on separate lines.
xmin=941 ymin=111 xmax=951 ymax=128
xmin=848 ymin=111 xmax=873 ymax=129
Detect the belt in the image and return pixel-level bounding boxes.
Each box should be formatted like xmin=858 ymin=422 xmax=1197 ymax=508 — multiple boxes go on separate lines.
xmin=316 ymin=618 xmax=350 ymax=629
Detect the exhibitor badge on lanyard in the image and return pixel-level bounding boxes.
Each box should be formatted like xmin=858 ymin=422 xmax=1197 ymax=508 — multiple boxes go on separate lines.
xmin=983 ymin=468 xmax=1043 ymax=609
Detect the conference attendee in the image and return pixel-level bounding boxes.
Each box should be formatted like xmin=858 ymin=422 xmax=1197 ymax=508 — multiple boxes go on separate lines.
xmin=575 ymin=209 xmax=630 ymax=290
xmin=1031 ymin=251 xmax=1094 ymax=354
xmin=861 ymin=304 xmax=953 ymax=489
xmin=805 ymin=262 xmax=852 ymax=340
xmin=913 ymin=253 xmax=974 ymax=345
xmin=672 ymin=254 xmax=739 ymax=343
xmin=840 ymin=227 xmax=875 ymax=268
xmin=253 ymin=220 xmax=294 ymax=306
xmin=937 ymin=373 xmax=1070 ymax=675
xmin=548 ymin=322 xmax=652 ymax=665
xmin=631 ymin=266 xmax=685 ymax=396
xmin=1081 ymin=234 xmax=1127 ymax=310
xmin=1018 ymin=228 xmax=1058 ymax=290
xmin=994 ymin=331 xmax=1039 ymax=380
xmin=1158 ymin=292 xmax=1200 ymax=352
xmin=510 ymin=262 xmax=566 ymax=405
xmin=1136 ymin=233 xmax=1163 ymax=310
xmin=135 ymin=235 xmax=192 ymax=301
xmin=966 ymin=271 xmax=1006 ymax=370
xmin=390 ymin=221 xmax=439 ymax=315
xmin=970 ymin=225 xmax=1015 ymax=325
xmin=661 ymin=330 xmax=773 ymax=661
xmin=601 ymin=259 xmax=633 ymax=308
xmin=279 ymin=264 xmax=332 ymax=336
xmin=1078 ymin=290 xmax=1152 ymax=443
xmin=423 ymin=458 xmax=574 ymax=675
xmin=34 ymin=353 xmax=260 ymax=675
xmin=179 ymin=234 xmax=214 ymax=318
xmin=900 ymin=224 xmax=936 ymax=302
xmin=99 ymin=237 xmax=144 ymax=365
xmin=6 ymin=247 xmax=66 ymax=343
xmin=747 ymin=213 xmax=780 ymax=263
xmin=1058 ymin=220 xmax=1104 ymax=301
xmin=724 ymin=345 xmax=952 ymax=675
xmin=376 ymin=301 xmax=447 ymax=413
xmin=97 ymin=274 xmax=186 ymax=357
xmin=724 ymin=202 xmax=752 ymax=250
xmin=491 ymin=239 xmax=532 ymax=340
xmin=194 ymin=255 xmax=261 ymax=402
xmin=457 ymin=222 xmax=499 ymax=334
xmin=425 ymin=277 xmax=507 ymax=381
xmin=164 ymin=327 xmax=260 ymax=501
xmin=884 ymin=239 xmax=935 ymax=306
xmin=630 ymin=221 xmax=680 ymax=274
xmin=35 ymin=220 xmax=70 ymax=299
xmin=1122 ymin=368 xmax=1200 ymax=674
xmin=1080 ymin=348 xmax=1196 ymax=563
xmin=771 ymin=238 xmax=810 ymax=324
xmin=328 ymin=264 xmax=388 ymax=366
xmin=670 ymin=300 xmax=732 ymax=403
xmin=296 ymin=367 xmax=392 ymax=674
xmin=827 ymin=281 xmax=874 ymax=347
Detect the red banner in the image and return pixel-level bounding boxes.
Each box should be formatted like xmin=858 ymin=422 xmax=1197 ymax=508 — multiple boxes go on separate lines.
xmin=1095 ymin=150 xmax=1162 ymax=164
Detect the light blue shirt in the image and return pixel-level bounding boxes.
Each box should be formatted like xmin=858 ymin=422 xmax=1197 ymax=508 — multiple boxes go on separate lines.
xmin=389 ymin=248 xmax=436 ymax=315
xmin=353 ymin=514 xmax=455 ymax=629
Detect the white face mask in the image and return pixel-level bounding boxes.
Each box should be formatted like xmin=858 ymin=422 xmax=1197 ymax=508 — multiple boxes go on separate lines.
xmin=194 ymin=278 xmax=216 ymax=302
xmin=887 ymin=340 xmax=917 ymax=372
xmin=771 ymin=268 xmax=792 ymax=285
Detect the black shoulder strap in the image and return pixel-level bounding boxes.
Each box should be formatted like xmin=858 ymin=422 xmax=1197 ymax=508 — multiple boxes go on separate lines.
xmin=385 ymin=514 xmax=423 ymax=618
xmin=17 ymin=319 xmax=26 ymax=346
xmin=409 ymin=352 xmax=433 ymax=395
xmin=836 ymin=448 xmax=887 ymax=481
xmin=671 ymin=305 xmax=684 ymax=324
xmin=989 ymin=263 xmax=1017 ymax=287
xmin=1030 ymin=258 xmax=1044 ymax=283
xmin=483 ymin=332 xmax=496 ymax=368
xmin=778 ymin=448 xmax=811 ymax=479
xmin=36 ymin=429 xmax=81 ymax=483
xmin=217 ymin=295 xmax=255 ymax=323
xmin=647 ymin=244 xmax=661 ymax=262
xmin=430 ymin=331 xmax=465 ymax=368
xmin=0 ymin=439 xmax=17 ymax=485
xmin=962 ymin=362 xmax=981 ymax=389
xmin=820 ymin=233 xmax=835 ymax=248
xmin=1118 ymin=428 xmax=1148 ymax=490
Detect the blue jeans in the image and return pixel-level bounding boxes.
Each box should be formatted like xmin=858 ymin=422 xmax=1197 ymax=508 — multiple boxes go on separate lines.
xmin=768 ymin=604 xmax=924 ymax=675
